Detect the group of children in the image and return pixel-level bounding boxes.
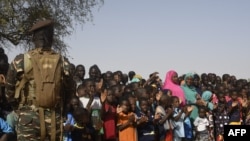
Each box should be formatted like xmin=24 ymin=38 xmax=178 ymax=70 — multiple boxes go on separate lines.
xmin=60 ymin=65 xmax=250 ymax=141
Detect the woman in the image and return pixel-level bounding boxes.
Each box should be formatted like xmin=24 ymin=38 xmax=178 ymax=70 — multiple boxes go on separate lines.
xmin=181 ymin=73 xmax=205 ymax=123
xmin=162 ymin=70 xmax=186 ymax=106
xmin=181 ymin=73 xmax=206 ymax=141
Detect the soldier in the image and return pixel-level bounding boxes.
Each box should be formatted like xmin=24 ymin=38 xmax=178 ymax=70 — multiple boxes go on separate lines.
xmin=5 ymin=19 xmax=73 ymax=141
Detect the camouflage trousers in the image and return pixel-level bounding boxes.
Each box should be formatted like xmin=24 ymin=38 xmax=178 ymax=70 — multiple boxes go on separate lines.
xmin=16 ymin=106 xmax=63 ymax=141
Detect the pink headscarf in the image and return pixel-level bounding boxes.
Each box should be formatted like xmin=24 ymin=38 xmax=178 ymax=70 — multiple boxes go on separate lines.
xmin=162 ymin=70 xmax=186 ymax=106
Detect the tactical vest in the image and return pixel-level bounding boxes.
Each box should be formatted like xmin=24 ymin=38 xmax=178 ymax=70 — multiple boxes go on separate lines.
xmin=14 ymin=48 xmax=67 ymax=141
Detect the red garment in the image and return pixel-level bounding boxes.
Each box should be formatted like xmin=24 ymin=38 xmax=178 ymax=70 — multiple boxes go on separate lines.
xmin=103 ymin=103 xmax=117 ymax=140
xmin=165 ymin=129 xmax=173 ymax=141
xmin=212 ymin=93 xmax=218 ymax=104
xmin=165 ymin=120 xmax=173 ymax=141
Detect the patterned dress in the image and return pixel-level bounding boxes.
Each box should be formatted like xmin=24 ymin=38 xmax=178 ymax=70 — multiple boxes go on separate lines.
xmin=213 ymin=103 xmax=229 ymax=138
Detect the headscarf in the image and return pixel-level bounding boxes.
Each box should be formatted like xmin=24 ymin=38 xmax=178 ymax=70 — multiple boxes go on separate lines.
xmin=162 ymin=70 xmax=186 ymax=106
xmin=182 ymin=73 xmax=197 ymax=104
xmin=184 ymin=73 xmax=193 ymax=80
xmin=202 ymin=90 xmax=214 ymax=110
xmin=130 ymin=74 xmax=142 ymax=83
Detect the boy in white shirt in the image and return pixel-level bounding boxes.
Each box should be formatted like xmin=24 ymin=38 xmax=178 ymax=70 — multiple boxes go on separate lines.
xmin=193 ymin=106 xmax=211 ymax=141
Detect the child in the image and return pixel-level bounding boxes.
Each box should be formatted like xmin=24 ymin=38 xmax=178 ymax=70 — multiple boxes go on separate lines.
xmin=6 ymin=102 xmax=18 ymax=140
xmin=63 ymin=96 xmax=82 ymax=141
xmin=102 ymin=87 xmax=117 ymax=141
xmin=127 ymin=94 xmax=138 ymax=113
xmin=171 ymin=96 xmax=185 ymax=141
xmin=154 ymin=94 xmax=173 ymax=141
xmin=201 ymin=90 xmax=215 ymax=140
xmin=134 ymin=88 xmax=149 ymax=112
xmin=227 ymin=89 xmax=242 ymax=125
xmin=0 ymin=117 xmax=15 ymax=141
xmin=78 ymin=79 xmax=103 ymax=141
xmin=73 ymin=64 xmax=85 ymax=89
xmin=136 ymin=97 xmax=155 ymax=141
xmin=117 ymin=97 xmax=137 ymax=141
xmin=213 ymin=92 xmax=229 ymax=141
xmin=239 ymin=88 xmax=248 ymax=125
xmin=224 ymin=88 xmax=231 ymax=102
xmin=71 ymin=107 xmax=95 ymax=141
xmin=193 ymin=106 xmax=211 ymax=141
xmin=183 ymin=104 xmax=194 ymax=141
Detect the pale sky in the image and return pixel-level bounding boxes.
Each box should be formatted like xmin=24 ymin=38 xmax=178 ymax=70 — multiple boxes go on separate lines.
xmin=6 ymin=0 xmax=250 ymax=80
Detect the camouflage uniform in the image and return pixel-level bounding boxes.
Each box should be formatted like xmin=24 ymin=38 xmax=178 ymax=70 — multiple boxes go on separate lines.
xmin=5 ymin=20 xmax=74 ymax=141
xmin=17 ymin=107 xmax=62 ymax=141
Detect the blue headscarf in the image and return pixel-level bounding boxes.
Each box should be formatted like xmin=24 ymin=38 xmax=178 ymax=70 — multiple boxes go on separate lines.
xmin=202 ymin=90 xmax=214 ymax=110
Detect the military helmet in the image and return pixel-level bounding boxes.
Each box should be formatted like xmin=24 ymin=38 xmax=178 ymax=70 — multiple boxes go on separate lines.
xmin=29 ymin=20 xmax=54 ymax=33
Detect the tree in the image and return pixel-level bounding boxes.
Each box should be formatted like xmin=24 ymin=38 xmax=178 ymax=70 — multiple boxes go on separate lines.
xmin=0 ymin=0 xmax=104 ymax=55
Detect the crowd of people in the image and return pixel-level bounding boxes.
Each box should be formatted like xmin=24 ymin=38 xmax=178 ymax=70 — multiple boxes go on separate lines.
xmin=0 ymin=53 xmax=249 ymax=141
xmin=0 ymin=20 xmax=249 ymax=141
xmin=55 ymin=64 xmax=250 ymax=141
